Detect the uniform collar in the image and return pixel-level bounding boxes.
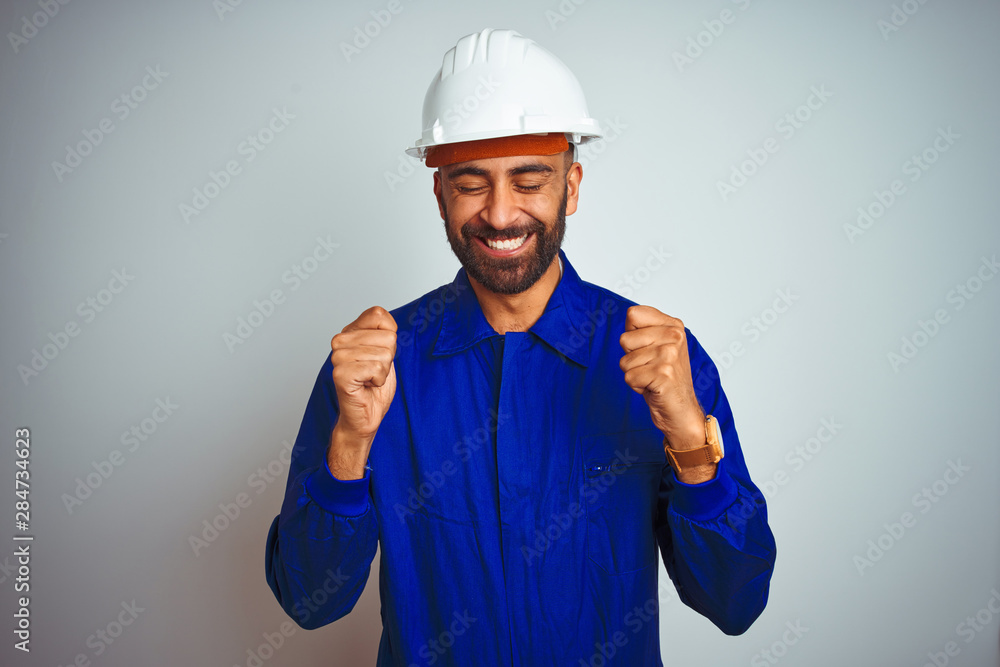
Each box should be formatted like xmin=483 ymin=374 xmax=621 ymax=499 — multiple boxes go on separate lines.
xmin=432 ymin=249 xmax=592 ymax=367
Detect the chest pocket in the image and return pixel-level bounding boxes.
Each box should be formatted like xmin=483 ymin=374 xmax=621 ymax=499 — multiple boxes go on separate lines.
xmin=582 ymin=428 xmax=665 ymax=575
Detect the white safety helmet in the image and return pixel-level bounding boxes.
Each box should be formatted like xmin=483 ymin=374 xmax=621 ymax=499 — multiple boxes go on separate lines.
xmin=405 ymin=28 xmax=602 ymax=161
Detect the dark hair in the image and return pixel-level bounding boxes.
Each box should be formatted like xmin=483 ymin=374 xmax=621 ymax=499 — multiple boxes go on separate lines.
xmin=564 ymin=142 xmax=576 ymax=170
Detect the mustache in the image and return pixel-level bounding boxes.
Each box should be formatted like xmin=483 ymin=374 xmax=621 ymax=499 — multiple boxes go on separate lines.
xmin=460 ymin=219 xmax=545 ymax=242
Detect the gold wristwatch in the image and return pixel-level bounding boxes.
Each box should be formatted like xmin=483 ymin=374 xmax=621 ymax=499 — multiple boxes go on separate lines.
xmin=664 ymin=415 xmax=724 ymax=473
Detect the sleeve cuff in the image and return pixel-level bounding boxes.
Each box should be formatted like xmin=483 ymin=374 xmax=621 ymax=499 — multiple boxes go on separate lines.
xmin=669 ymin=457 xmax=739 ymax=522
xmin=304 ymin=459 xmax=371 ymax=517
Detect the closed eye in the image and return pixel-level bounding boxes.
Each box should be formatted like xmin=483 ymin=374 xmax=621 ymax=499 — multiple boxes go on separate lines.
xmin=456 ymin=184 xmax=544 ymax=194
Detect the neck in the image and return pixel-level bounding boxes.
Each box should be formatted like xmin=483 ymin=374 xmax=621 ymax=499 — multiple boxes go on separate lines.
xmin=469 ymin=255 xmax=562 ymax=334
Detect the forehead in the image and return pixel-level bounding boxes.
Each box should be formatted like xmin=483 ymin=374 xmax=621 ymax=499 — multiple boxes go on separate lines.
xmin=441 ymin=154 xmax=563 ymax=179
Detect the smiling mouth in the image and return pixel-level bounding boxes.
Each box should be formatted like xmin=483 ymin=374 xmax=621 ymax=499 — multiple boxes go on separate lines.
xmin=481 ymin=234 xmax=529 ymax=251
xmin=474 ymin=232 xmax=534 ymax=258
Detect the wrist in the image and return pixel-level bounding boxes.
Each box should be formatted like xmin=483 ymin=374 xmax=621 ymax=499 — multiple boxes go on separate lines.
xmin=331 ymin=422 xmax=376 ymax=448
xmin=660 ymin=408 xmax=706 ymax=451
xmin=664 ymin=414 xmax=724 ymax=481
xmin=327 ymin=426 xmax=373 ymax=480
xmin=674 ymin=462 xmax=718 ymax=485
xmin=666 ymin=419 xmax=716 ymax=484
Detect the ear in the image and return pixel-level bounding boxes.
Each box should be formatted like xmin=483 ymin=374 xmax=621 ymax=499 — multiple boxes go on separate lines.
xmin=564 ymin=161 xmax=583 ymax=216
xmin=433 ymin=169 xmax=446 ymax=221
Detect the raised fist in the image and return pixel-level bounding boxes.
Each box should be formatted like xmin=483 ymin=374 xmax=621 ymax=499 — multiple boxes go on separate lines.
xmin=329 ymin=306 xmax=398 ymax=444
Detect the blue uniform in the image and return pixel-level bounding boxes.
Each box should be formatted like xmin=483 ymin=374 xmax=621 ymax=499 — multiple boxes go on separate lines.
xmin=265 ymin=249 xmax=776 ymax=666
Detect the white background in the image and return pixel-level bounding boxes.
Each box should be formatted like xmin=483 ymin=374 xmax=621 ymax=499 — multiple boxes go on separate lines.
xmin=1 ymin=1 xmax=998 ymax=665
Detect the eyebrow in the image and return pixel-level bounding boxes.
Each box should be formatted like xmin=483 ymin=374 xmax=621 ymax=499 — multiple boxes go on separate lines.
xmin=446 ymin=162 xmax=555 ymax=180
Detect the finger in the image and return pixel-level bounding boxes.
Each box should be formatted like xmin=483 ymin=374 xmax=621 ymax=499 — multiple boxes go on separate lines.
xmin=342 ymin=306 xmax=398 ymax=333
xmin=332 ymin=329 xmax=397 ymax=353
xmin=331 ymin=344 xmax=395 ymax=369
xmin=625 ymin=305 xmax=678 ymax=331
xmin=621 ymin=349 xmax=689 ymax=387
xmin=332 ymin=358 xmax=393 ymax=390
xmin=622 ymin=365 xmax=657 ymax=395
xmin=619 ymin=324 xmax=685 ymax=353
xmin=361 ymin=358 xmax=394 ymax=388
xmin=618 ymin=345 xmax=663 ymax=374
xmin=623 ymin=363 xmax=683 ymax=396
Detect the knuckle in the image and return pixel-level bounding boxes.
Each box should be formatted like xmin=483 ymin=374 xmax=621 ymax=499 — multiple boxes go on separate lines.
xmin=376 ymin=330 xmax=396 ymax=351
xmin=368 ymin=306 xmax=398 ymax=331
xmin=330 ymin=364 xmax=346 ymax=383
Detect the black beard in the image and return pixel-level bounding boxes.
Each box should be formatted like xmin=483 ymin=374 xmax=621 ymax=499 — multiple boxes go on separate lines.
xmin=440 ymin=186 xmax=567 ymax=295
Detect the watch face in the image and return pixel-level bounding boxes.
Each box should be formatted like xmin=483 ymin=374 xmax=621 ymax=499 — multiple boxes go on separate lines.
xmin=707 ymin=416 xmax=724 ymax=456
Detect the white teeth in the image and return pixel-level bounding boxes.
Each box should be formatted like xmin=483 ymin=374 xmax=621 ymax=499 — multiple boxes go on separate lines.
xmin=485 ymin=234 xmax=528 ymax=251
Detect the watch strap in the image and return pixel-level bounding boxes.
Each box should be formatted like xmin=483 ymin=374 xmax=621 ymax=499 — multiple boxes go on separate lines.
xmin=665 ymin=444 xmax=720 ymax=470
xmin=664 ymin=415 xmax=724 ymax=473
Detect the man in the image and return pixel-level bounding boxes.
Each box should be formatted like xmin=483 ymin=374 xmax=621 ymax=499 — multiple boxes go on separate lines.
xmin=265 ymin=28 xmax=776 ymax=666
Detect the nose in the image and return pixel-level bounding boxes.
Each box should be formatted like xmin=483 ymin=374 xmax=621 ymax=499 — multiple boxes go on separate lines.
xmin=479 ymin=185 xmax=520 ymax=231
